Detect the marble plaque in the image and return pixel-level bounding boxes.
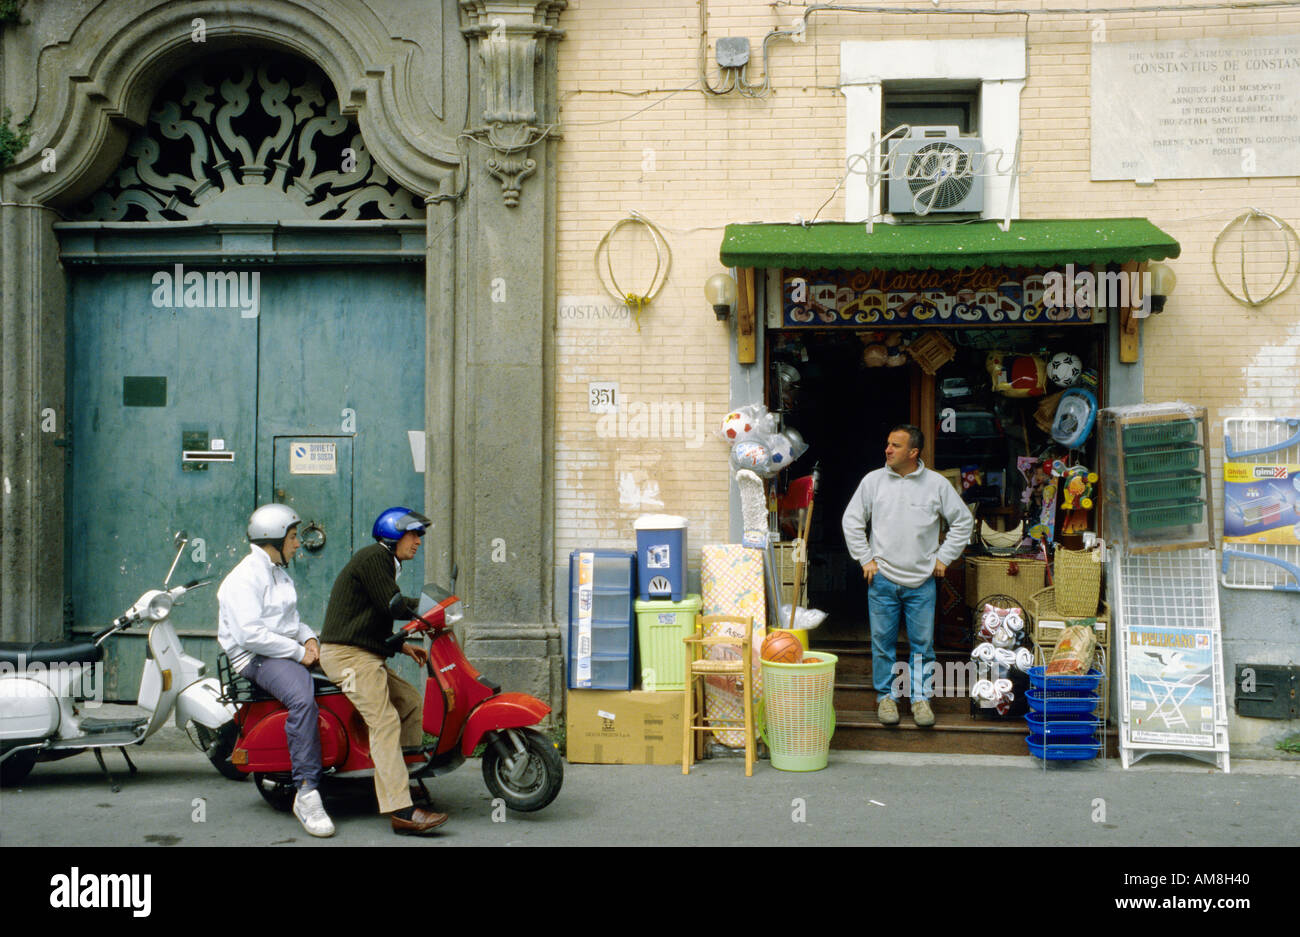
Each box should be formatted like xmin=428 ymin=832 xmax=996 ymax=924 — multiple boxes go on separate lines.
xmin=1091 ymin=37 xmax=1300 ymax=180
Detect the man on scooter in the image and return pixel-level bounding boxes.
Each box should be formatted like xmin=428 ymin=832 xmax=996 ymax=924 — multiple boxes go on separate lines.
xmin=217 ymin=504 xmax=335 ymax=838
xmin=319 ymin=507 xmax=449 ymax=835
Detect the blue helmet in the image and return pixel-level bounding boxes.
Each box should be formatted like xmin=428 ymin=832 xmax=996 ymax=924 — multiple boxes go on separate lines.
xmin=372 ymin=507 xmax=431 ymax=546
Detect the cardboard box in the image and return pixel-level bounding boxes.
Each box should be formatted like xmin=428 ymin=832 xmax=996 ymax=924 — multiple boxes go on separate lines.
xmin=566 ymin=690 xmax=683 ymax=765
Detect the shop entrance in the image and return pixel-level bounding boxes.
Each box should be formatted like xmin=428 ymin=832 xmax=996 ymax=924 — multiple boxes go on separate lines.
xmin=772 ymin=332 xmax=915 ymax=636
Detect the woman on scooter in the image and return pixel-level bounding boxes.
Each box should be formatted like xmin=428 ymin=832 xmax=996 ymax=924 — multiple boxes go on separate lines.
xmin=318 ymin=507 xmax=449 ymax=836
xmin=217 ymin=504 xmax=335 ymax=838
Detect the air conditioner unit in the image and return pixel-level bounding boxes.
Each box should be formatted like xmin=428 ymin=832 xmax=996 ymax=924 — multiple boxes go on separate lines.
xmin=887 ymin=126 xmax=985 ymax=216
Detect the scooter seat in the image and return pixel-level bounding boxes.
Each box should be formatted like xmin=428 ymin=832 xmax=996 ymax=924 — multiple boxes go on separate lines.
xmin=0 ymin=641 xmax=104 ymax=667
xmin=225 ymin=667 xmax=344 ymax=703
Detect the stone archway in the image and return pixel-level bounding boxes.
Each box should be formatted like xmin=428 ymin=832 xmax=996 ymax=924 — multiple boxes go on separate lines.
xmin=2 ymin=0 xmax=565 ymax=712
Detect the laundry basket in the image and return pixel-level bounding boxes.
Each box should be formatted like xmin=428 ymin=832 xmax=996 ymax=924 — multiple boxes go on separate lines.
xmin=759 ymin=651 xmax=838 ymax=772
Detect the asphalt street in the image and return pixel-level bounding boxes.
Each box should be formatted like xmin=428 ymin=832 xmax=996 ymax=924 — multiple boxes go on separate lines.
xmin=2 ymin=732 xmax=1296 ymax=849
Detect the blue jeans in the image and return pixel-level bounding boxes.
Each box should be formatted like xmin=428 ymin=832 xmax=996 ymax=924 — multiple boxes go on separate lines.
xmin=244 ymin=655 xmax=323 ymax=791
xmin=868 ymin=575 xmax=937 ymax=702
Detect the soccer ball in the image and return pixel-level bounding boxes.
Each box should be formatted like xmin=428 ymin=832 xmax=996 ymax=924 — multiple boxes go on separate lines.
xmin=730 ymin=440 xmax=772 ymax=474
xmin=1047 ymin=352 xmax=1083 ymax=387
xmin=766 ymin=432 xmax=795 ymax=468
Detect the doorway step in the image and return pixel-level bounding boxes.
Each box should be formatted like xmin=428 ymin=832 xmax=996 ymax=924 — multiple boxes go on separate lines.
xmin=816 ymin=640 xmax=1028 ymax=756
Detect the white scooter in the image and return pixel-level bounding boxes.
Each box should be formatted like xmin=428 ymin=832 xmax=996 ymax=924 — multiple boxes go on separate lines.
xmin=0 ymin=532 xmax=236 ymax=790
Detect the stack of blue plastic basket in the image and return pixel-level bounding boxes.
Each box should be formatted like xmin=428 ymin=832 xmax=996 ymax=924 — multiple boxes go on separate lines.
xmin=1024 ymin=666 xmax=1103 ymax=760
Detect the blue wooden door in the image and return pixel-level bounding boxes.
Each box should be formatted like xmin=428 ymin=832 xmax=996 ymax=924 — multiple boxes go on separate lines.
xmin=67 ymin=262 xmax=425 ymax=696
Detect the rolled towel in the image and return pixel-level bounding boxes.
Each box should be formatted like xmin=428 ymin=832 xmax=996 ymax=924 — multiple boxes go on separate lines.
xmin=972 ymin=642 xmax=996 ymax=661
xmin=1014 ymin=647 xmax=1034 ymax=671
xmin=993 ymin=647 xmax=1018 ymax=669
xmin=971 ymin=679 xmax=997 ymax=701
xmin=994 ymin=678 xmax=1014 ymax=695
xmin=1004 ymin=611 xmax=1025 ymax=632
xmin=992 ymin=627 xmax=1016 ymax=648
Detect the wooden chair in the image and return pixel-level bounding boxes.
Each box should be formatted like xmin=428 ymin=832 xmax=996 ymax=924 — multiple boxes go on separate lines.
xmin=681 ymin=614 xmax=755 ymax=777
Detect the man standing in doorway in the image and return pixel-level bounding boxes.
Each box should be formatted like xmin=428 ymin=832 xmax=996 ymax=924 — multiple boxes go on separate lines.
xmin=841 ymin=424 xmax=974 ymax=727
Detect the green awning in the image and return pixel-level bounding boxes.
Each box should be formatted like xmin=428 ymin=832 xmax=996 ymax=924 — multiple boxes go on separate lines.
xmin=719 ymin=218 xmax=1180 ymax=271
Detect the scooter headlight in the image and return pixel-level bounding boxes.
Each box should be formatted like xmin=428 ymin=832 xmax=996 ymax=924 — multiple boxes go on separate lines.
xmin=147 ymin=593 xmax=174 ymax=621
xmin=444 ymin=599 xmax=464 ymax=625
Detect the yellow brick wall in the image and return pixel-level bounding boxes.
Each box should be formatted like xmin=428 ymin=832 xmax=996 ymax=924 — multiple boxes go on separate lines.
xmin=554 ymin=0 xmax=1300 ymax=572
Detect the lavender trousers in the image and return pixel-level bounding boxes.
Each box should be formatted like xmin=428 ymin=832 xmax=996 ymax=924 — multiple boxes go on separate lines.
xmin=243 ymin=655 xmax=323 ymax=791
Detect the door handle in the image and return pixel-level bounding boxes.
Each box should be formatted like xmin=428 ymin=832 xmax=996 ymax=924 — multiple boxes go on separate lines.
xmin=301 ymin=521 xmax=326 ymax=552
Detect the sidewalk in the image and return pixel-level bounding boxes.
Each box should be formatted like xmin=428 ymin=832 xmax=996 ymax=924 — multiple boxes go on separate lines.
xmin=3 ymin=727 xmax=1296 ymax=848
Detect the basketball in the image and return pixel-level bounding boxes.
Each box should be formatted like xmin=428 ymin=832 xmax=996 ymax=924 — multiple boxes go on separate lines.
xmin=761 ymin=630 xmax=805 ymax=663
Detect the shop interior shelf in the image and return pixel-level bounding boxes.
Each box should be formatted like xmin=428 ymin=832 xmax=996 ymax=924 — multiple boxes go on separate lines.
xmin=1125 ymin=472 xmax=1203 ymax=505
xmin=1121 ymin=419 xmax=1199 ymax=449
xmin=1026 ymin=734 xmax=1102 ymax=760
xmin=1123 ymin=445 xmax=1202 ymax=478
xmin=1127 ymin=498 xmax=1205 ymax=532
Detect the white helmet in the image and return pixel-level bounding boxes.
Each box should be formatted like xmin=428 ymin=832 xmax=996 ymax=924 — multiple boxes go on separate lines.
xmin=247 ymin=504 xmax=300 ymax=544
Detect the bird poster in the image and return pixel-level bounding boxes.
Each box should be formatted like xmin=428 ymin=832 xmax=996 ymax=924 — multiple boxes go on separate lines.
xmin=1124 ymin=625 xmax=1216 ymax=748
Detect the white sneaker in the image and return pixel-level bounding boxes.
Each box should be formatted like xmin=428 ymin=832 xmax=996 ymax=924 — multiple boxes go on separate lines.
xmin=293 ymin=788 xmax=336 ymax=838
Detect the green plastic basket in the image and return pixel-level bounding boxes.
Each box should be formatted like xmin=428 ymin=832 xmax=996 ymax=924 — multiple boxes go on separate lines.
xmin=1123 ymin=445 xmax=1201 ymax=478
xmin=1121 ymin=419 xmax=1198 ymax=449
xmin=1125 ymin=472 xmax=1203 ymax=505
xmin=759 ymin=651 xmax=838 ymax=772
xmin=1128 ymin=499 xmax=1205 ymax=532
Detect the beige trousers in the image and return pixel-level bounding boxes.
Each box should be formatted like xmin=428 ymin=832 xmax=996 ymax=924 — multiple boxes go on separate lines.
xmin=319 ymin=643 xmax=423 ymax=814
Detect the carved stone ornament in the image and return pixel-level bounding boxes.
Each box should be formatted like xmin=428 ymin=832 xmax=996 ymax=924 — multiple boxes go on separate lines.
xmin=460 ymin=1 xmax=565 ymax=207
xmin=73 ymin=53 xmax=425 ymax=222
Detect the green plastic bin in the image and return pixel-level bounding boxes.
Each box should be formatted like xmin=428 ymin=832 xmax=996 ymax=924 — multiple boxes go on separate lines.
xmin=634 ymin=594 xmax=702 ymax=691
xmin=1121 ymin=419 xmax=1198 ymax=449
xmin=759 ymin=650 xmax=838 ymax=771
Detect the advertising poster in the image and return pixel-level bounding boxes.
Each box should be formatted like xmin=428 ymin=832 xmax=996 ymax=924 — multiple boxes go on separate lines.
xmin=1223 ymin=461 xmax=1300 ymax=545
xmin=1124 ymin=625 xmax=1216 ymax=748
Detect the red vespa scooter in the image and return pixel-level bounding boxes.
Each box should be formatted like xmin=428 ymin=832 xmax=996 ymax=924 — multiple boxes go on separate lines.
xmin=224 ymin=581 xmax=562 ymax=813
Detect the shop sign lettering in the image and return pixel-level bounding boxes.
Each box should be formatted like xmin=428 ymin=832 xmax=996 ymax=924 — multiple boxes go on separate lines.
xmin=781 ymin=267 xmax=1096 ymax=327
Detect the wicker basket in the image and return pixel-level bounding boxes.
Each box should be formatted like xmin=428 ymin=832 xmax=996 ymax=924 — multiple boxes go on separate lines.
xmin=1053 ymin=547 xmax=1102 ymax=616
xmin=1029 ymin=586 xmax=1110 ymax=647
xmin=964 ymin=555 xmax=1047 ymax=613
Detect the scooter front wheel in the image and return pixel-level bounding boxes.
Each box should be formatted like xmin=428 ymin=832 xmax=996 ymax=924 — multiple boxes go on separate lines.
xmin=253 ymin=773 xmax=296 ymax=812
xmin=481 ymin=728 xmax=562 ymax=812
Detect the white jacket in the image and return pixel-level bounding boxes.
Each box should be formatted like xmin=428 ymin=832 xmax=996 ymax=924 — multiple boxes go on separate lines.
xmin=841 ymin=459 xmax=975 ymax=589
xmin=217 ymin=545 xmax=317 ymax=673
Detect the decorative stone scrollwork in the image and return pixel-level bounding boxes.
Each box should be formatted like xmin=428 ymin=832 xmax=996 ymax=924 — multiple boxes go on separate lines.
xmin=460 ymin=0 xmax=565 ymax=207
xmin=73 ymin=53 xmax=424 ymax=222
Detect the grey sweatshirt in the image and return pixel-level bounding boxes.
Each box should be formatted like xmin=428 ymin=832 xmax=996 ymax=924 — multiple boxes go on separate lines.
xmin=841 ymin=459 xmax=975 ymax=589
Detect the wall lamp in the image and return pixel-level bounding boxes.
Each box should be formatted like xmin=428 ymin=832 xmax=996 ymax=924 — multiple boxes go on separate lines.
xmin=705 ymin=272 xmax=737 ymax=321
xmin=1148 ymin=262 xmax=1176 ymax=313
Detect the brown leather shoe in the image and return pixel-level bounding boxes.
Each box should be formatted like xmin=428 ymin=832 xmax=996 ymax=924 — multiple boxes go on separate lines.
xmin=390 ymin=808 xmax=449 ymax=835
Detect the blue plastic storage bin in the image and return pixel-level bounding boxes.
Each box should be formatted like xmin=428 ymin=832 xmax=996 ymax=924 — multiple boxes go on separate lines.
xmin=568 ymin=549 xmax=636 ymax=690
xmin=1025 ymin=688 xmax=1101 ymax=715
xmin=1027 ymin=666 xmax=1104 ymax=693
xmin=634 ymin=514 xmax=688 ymax=601
xmin=1026 ymin=734 xmax=1102 ymax=760
xmin=1025 ymin=712 xmax=1102 ymax=738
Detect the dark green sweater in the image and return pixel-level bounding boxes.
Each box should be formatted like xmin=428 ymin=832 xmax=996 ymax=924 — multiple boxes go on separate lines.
xmin=321 ymin=543 xmax=417 ymax=657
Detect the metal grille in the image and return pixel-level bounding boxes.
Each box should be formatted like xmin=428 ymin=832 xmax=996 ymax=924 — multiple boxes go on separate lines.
xmin=1116 ymin=549 xmax=1221 ymax=632
xmin=1112 ymin=548 xmax=1232 ymax=769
